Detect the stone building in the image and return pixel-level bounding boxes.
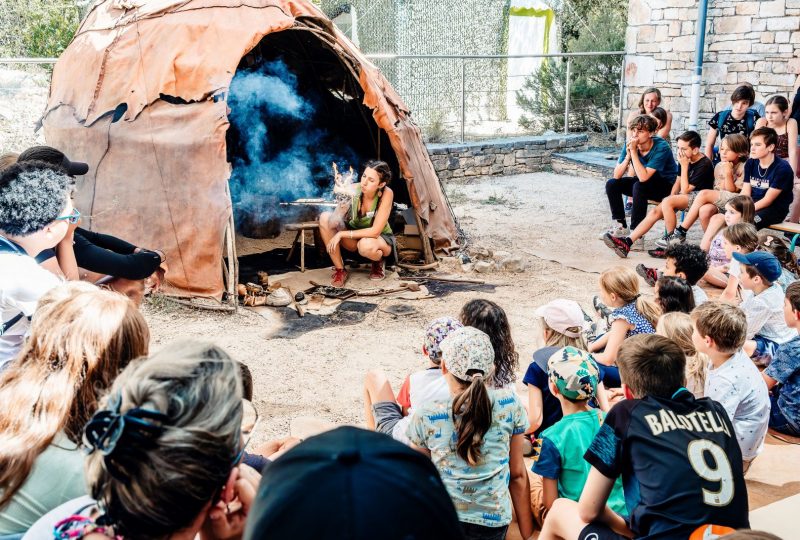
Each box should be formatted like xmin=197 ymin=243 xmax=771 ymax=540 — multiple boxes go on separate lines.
xmin=623 ymin=0 xmax=800 ymax=135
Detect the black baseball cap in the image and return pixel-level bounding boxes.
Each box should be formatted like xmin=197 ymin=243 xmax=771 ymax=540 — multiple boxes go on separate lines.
xmin=17 ymin=145 xmax=89 ymax=176
xmin=244 ymin=426 xmax=464 ymax=540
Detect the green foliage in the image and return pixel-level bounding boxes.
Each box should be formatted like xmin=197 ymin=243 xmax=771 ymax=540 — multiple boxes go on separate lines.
xmin=516 ymin=9 xmax=625 ymax=133
xmin=545 ymin=0 xmax=627 ymax=53
xmin=0 ymin=1 xmax=82 ymax=58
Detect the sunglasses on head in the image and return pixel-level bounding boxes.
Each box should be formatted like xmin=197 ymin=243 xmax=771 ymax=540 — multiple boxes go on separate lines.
xmin=55 ymin=209 xmax=81 ymax=225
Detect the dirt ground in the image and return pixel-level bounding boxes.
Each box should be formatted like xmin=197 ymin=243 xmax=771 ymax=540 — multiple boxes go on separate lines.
xmin=142 ymin=171 xmax=696 ymax=442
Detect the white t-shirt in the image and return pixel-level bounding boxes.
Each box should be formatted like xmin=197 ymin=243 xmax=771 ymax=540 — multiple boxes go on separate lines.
xmin=704 ymin=350 xmax=770 ymax=460
xmin=23 ymin=495 xmax=95 ymax=540
xmin=392 ymin=368 xmax=450 ymax=444
xmin=740 ymin=283 xmax=797 ymax=343
xmin=692 ymin=285 xmax=708 ymax=306
xmin=0 ymin=252 xmax=61 ymax=369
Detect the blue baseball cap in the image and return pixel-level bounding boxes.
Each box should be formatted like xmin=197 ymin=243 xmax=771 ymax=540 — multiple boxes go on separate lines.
xmin=732 ymin=251 xmax=782 ymax=283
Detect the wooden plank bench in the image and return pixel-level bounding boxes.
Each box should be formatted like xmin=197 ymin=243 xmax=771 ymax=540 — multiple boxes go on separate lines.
xmin=768 ymin=222 xmax=800 ymax=251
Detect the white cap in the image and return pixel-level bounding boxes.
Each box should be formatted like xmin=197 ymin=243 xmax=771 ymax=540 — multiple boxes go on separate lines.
xmin=534 ymin=299 xmax=588 ymax=338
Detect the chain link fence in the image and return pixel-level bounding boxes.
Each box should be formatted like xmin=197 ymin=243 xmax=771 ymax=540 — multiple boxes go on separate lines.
xmin=0 ymin=51 xmax=625 ymax=152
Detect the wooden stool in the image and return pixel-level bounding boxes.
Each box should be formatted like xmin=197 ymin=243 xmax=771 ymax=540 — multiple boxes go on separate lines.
xmin=286 ymin=221 xmax=322 ymax=272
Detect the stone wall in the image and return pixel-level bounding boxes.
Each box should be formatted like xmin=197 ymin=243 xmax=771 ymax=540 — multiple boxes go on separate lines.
xmin=427 ymin=134 xmax=588 ymax=181
xmin=624 ymin=0 xmax=800 ymax=135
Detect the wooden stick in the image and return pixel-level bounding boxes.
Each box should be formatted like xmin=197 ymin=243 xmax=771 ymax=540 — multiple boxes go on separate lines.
xmin=403 ymin=276 xmax=486 ymax=285
xmin=412 ymin=208 xmax=436 ymax=265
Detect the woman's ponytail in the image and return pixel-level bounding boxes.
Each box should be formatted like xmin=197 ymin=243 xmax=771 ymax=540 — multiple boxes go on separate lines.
xmin=452 ymin=372 xmax=492 ymax=466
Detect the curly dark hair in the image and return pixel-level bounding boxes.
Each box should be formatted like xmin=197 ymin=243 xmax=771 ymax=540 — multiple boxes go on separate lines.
xmin=664 ymin=243 xmax=709 ymax=286
xmin=656 ymin=276 xmax=695 ymax=314
xmin=0 ymin=161 xmax=72 ymax=236
xmin=459 ymin=299 xmax=518 ymax=387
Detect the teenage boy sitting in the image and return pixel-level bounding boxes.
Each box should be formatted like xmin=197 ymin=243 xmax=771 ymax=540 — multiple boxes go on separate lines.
xmin=739 ymin=127 xmax=795 ymax=230
xmin=603 ymin=115 xmax=678 ymax=238
xmin=706 ymin=84 xmax=760 ymax=163
xmin=763 ymin=281 xmax=800 ymax=436
xmin=0 ymin=162 xmax=73 ymax=368
xmin=693 ymin=302 xmax=770 ymax=470
xmin=603 ymin=131 xmax=713 ymax=258
xmin=363 ymin=316 xmax=462 ymax=444
xmin=636 ymin=243 xmax=710 ymax=306
xmin=531 ymin=347 xmax=625 ymax=523
xmin=731 ymin=251 xmax=797 ymax=365
xmin=539 ymin=334 xmax=750 ymax=540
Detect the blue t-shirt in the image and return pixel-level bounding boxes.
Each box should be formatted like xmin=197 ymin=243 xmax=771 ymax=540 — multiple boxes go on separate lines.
xmin=617 ymin=136 xmax=678 ymax=181
xmin=744 ymin=157 xmax=795 ymax=216
xmin=523 ymin=347 xmax=607 ymax=436
xmin=765 ymin=335 xmax=800 ymax=430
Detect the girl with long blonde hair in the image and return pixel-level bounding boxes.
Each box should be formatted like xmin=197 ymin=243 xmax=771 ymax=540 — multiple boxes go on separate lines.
xmin=657 ymin=312 xmax=708 ymax=397
xmin=0 ymin=283 xmax=149 ymax=535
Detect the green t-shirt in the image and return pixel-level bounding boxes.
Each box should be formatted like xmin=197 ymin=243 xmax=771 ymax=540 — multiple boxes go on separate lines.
xmin=532 ymin=409 xmax=627 ymax=516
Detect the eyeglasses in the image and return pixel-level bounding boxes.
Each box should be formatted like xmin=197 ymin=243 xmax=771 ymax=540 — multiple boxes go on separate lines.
xmin=234 ymin=399 xmax=260 ymax=465
xmin=55 ymin=208 xmax=81 ymax=225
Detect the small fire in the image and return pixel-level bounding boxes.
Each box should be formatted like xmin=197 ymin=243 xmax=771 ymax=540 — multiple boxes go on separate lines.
xmin=332 ymin=162 xmax=357 ymax=203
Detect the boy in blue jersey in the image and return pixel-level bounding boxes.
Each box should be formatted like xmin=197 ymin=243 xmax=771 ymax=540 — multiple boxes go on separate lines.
xmin=540 ymin=334 xmax=749 ymax=540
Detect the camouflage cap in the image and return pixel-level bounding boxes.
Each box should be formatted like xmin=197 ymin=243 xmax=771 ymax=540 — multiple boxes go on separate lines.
xmin=547 ymin=346 xmax=599 ymax=401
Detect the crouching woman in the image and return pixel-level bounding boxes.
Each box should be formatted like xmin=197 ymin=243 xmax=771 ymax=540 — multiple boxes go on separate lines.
xmin=319 ymin=160 xmax=396 ymax=287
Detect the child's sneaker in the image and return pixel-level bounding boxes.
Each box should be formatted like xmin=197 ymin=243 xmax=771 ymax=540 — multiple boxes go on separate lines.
xmin=624 ymin=200 xmax=633 ymax=216
xmin=665 ymin=228 xmax=687 ymax=246
xmin=647 ymin=247 xmax=667 ymax=259
xmin=636 ymin=263 xmax=660 ymax=287
xmin=598 ymin=223 xmax=630 ymax=240
xmin=654 ymin=232 xmax=672 ymax=250
xmin=602 ymin=233 xmax=631 ymax=258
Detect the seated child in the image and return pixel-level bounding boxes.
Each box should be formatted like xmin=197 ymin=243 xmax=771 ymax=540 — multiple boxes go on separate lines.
xmin=524 ymin=299 xmax=608 ymax=438
xmin=408 ymin=327 xmax=534 ymax=540
xmin=732 ymin=251 xmax=797 ymax=365
xmin=603 ymin=131 xmax=713 ymax=258
xmin=0 ymin=162 xmax=73 ymax=368
xmin=692 ymin=302 xmax=770 ymax=468
xmin=655 ymin=275 xmax=695 ymax=314
xmin=763 ymin=281 xmax=800 ymax=436
xmin=657 ymin=312 xmax=707 ymax=397
xmin=460 ymin=299 xmax=519 ymax=389
xmin=589 ymin=267 xmax=659 ymax=386
xmin=705 ymin=84 xmax=760 ymax=163
xmin=699 ymin=195 xmax=756 ymax=288
xmin=539 ymin=334 xmax=750 ymax=540
xmin=637 ymin=243 xmax=710 ymax=306
xmin=668 ymin=134 xmax=750 ymax=244
xmin=757 ymin=231 xmax=798 ymax=291
xmin=363 ymin=316 xmax=462 ymax=444
xmin=718 ymin=223 xmax=760 ymax=302
xmin=530 ymin=347 xmax=625 ymax=524
xmin=740 ymin=127 xmax=795 ymax=230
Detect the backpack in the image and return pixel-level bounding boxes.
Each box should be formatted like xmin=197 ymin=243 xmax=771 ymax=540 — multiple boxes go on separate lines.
xmin=716 ymin=108 xmax=757 ymax=136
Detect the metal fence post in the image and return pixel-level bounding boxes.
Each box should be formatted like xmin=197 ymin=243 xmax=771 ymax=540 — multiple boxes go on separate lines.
xmin=563 ymin=58 xmax=571 ymax=134
xmin=460 ymin=59 xmax=466 ymax=143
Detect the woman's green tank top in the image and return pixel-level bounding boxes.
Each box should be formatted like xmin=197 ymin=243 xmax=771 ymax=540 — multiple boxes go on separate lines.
xmin=347 ymin=186 xmax=392 ymax=235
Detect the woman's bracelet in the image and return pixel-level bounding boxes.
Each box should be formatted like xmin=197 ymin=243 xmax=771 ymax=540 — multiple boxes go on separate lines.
xmin=349 ymin=231 xmax=353 ymax=239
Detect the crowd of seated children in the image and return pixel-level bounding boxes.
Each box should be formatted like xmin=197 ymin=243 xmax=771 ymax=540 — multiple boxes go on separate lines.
xmin=540 ymin=335 xmax=752 ymax=540
xmin=602 ymin=130 xmax=713 ymax=257
xmin=637 ymin=243 xmax=710 ymax=305
xmin=756 ymin=231 xmax=799 ymax=291
xmin=762 ymin=281 xmax=800 ymax=436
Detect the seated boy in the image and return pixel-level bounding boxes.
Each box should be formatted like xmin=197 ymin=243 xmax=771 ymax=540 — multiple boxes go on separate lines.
xmin=0 ymin=162 xmax=73 ymax=368
xmin=740 ymin=127 xmax=795 ymax=230
xmin=363 ymin=316 xmax=462 ymax=444
xmin=732 ymin=251 xmax=797 ymax=364
xmin=539 ymin=334 xmax=750 ymax=540
xmin=603 ymin=131 xmax=713 ymax=258
xmin=636 ymin=243 xmax=710 ymax=306
xmin=530 ymin=347 xmax=625 ymax=526
xmin=693 ymin=302 xmax=770 ymax=469
xmin=763 ymin=281 xmax=800 ymax=436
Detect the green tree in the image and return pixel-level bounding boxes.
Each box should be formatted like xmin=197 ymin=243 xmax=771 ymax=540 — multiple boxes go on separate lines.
xmin=0 ymin=0 xmax=82 ymax=57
